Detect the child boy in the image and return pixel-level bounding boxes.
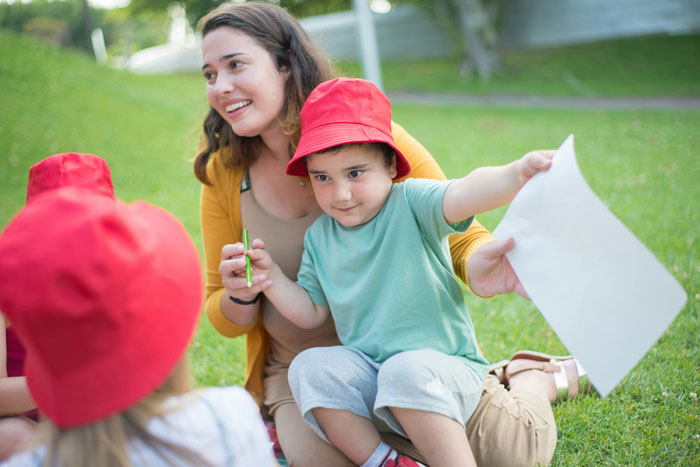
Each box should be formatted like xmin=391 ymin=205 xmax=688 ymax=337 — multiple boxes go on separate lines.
xmin=248 ymin=78 xmax=554 ymax=467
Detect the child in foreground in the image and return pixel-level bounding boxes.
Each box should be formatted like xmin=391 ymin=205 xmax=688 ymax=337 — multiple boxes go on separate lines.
xmin=244 ymin=78 xmax=554 ymax=467
xmin=0 ymin=160 xmax=275 ymax=466
xmin=0 ymin=152 xmax=115 ymax=461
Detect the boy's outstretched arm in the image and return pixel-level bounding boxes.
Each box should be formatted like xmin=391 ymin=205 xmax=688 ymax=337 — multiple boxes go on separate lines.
xmin=247 ymin=239 xmax=330 ymax=329
xmin=443 ymin=150 xmax=555 ymax=224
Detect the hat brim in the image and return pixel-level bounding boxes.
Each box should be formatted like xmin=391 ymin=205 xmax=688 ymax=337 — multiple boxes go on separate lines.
xmin=287 ymin=123 xmax=411 ymax=180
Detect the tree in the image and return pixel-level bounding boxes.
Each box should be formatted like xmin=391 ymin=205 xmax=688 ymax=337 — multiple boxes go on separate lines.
xmin=76 ymin=0 xmax=95 ymax=52
xmin=0 ymin=0 xmax=102 ymax=53
xmin=399 ymin=0 xmax=501 ymax=80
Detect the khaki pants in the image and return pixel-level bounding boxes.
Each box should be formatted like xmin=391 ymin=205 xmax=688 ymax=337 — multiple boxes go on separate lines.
xmin=269 ymin=374 xmax=557 ymax=467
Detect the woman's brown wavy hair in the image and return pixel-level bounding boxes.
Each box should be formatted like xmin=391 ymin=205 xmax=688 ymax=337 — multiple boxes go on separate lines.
xmin=194 ymin=2 xmax=335 ymax=184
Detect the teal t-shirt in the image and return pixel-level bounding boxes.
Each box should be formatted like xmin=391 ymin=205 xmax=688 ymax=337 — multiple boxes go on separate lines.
xmin=297 ymin=178 xmax=489 ymax=377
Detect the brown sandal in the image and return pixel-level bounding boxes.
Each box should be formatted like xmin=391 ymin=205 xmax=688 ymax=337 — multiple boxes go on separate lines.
xmin=489 ymin=350 xmax=569 ymax=384
xmin=488 ymin=350 xmax=595 ymax=402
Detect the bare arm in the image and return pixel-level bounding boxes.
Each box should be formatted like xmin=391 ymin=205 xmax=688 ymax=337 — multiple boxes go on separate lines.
xmin=443 ymin=150 xmax=554 ymax=224
xmin=247 ymin=239 xmax=330 ymax=329
xmin=0 ymin=315 xmax=5 ymax=380
xmin=0 ymin=314 xmax=36 ymax=415
xmin=0 ymin=377 xmax=35 ymax=415
xmin=264 ymin=264 xmax=329 ymax=329
xmin=391 ymin=121 xmax=495 ymax=288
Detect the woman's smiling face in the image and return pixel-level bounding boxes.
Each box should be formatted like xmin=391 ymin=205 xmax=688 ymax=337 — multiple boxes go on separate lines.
xmin=201 ymin=27 xmax=289 ymax=139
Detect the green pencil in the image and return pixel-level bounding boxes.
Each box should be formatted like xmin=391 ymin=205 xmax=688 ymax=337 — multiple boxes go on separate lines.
xmin=243 ymin=229 xmax=252 ymax=288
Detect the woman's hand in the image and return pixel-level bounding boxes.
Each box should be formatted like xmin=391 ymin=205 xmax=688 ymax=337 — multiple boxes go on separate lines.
xmin=467 ymin=238 xmax=530 ymax=299
xmin=220 ymin=238 xmax=272 ymax=302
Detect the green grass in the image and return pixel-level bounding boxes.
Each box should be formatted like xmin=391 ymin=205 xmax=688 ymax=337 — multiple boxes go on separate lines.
xmin=1 ymin=28 xmax=698 ymax=464
xmin=0 ymin=30 xmax=207 ymax=247
xmin=337 ymin=33 xmax=700 ymax=97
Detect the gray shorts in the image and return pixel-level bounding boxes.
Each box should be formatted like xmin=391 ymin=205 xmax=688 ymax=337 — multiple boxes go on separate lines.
xmin=288 ymin=346 xmax=484 ymax=441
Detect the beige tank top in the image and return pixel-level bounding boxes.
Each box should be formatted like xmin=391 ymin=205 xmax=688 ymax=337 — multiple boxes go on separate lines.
xmin=240 ymin=171 xmax=341 ymax=410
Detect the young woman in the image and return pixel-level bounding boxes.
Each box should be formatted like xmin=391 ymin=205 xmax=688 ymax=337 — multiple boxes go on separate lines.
xmin=196 ymin=3 xmax=588 ymax=465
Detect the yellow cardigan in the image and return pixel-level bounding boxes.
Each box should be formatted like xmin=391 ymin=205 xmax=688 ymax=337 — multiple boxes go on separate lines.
xmin=200 ymin=122 xmax=494 ymax=406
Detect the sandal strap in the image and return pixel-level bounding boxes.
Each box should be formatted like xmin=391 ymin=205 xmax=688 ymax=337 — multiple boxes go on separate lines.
xmin=504 ymin=359 xmax=561 ymax=381
xmin=487 ymin=359 xmax=510 ymax=385
xmin=575 ymin=360 xmax=592 ymax=394
xmin=488 ymin=353 xmax=595 ymax=400
xmin=552 ymin=362 xmax=570 ymax=401
xmin=510 ymin=350 xmax=573 ymax=362
xmin=491 ymin=367 xmax=506 ymax=385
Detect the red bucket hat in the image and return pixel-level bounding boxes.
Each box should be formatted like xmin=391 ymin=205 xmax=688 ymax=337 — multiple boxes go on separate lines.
xmin=286 ymin=78 xmax=411 ymax=180
xmin=27 ymin=152 xmax=115 ymax=203
xmin=0 ymin=187 xmax=202 ymax=428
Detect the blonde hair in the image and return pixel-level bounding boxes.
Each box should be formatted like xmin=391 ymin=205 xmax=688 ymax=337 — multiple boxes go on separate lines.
xmin=37 ymin=358 xmax=211 ymax=467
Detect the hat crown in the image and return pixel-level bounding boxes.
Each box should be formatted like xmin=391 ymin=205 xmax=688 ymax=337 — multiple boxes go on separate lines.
xmin=300 ymin=78 xmax=392 ymax=139
xmin=286 ymin=78 xmax=411 ymax=179
xmin=27 ymin=153 xmax=115 ymax=203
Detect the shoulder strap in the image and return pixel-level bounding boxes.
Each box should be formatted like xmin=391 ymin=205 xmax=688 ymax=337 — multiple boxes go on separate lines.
xmin=241 ymin=168 xmax=251 ymax=193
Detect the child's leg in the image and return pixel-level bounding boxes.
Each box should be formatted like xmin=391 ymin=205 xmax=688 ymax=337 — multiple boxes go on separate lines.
xmin=313 ymin=407 xmax=382 ymax=465
xmin=289 ymin=346 xmax=389 ymax=465
xmin=273 ymin=401 xmax=354 ymax=466
xmin=374 ymin=349 xmax=484 ymax=466
xmin=391 ymin=408 xmax=476 ymax=466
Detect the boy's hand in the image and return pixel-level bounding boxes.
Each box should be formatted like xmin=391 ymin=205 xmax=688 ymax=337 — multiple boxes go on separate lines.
xmin=516 ymin=150 xmax=555 ymax=187
xmin=246 ymin=237 xmax=277 ymax=286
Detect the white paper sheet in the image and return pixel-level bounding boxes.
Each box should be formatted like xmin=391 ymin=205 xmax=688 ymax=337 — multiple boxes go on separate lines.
xmin=492 ymin=134 xmax=687 ymax=397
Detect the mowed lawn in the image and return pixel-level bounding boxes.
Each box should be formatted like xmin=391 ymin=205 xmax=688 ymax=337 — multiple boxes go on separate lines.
xmin=1 ymin=29 xmax=698 ymax=465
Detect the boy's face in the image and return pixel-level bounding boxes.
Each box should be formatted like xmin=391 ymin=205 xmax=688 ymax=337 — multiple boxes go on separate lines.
xmin=306 ymin=145 xmax=397 ymax=227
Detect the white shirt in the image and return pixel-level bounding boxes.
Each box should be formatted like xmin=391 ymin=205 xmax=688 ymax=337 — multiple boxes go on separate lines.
xmin=3 ymin=386 xmax=274 ymax=466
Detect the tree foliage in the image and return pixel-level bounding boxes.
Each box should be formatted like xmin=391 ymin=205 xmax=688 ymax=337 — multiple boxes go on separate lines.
xmin=0 ymin=0 xmax=103 ymax=52
xmin=127 ymin=0 xmax=351 ymax=31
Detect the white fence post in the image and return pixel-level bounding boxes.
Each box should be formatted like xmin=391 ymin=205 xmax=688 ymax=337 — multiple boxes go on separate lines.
xmin=352 ymin=0 xmax=384 ymax=90
xmin=91 ymin=28 xmax=107 ymax=65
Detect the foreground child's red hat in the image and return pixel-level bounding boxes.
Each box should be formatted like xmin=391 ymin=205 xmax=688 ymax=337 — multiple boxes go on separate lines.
xmin=286 ymin=78 xmax=411 ymax=179
xmin=26 ymin=152 xmax=115 ymax=202
xmin=0 ymin=188 xmax=202 ymax=427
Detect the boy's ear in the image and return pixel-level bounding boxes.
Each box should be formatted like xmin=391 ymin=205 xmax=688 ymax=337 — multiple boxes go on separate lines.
xmin=389 ymin=154 xmax=397 ymax=179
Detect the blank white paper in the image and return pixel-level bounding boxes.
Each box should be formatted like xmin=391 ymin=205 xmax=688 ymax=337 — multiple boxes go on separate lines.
xmin=493 ymin=134 xmax=687 ymax=397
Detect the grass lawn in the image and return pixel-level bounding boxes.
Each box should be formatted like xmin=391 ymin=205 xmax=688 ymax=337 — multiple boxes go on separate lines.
xmin=1 ymin=29 xmax=698 ymax=464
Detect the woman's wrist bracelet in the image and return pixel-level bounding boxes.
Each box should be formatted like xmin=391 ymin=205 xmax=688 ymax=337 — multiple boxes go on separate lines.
xmin=229 ymin=293 xmax=261 ymax=306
